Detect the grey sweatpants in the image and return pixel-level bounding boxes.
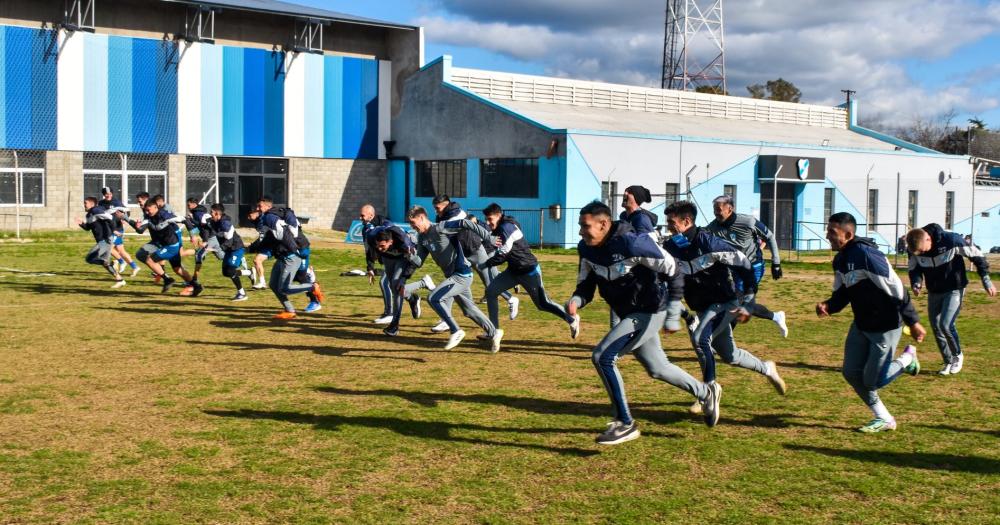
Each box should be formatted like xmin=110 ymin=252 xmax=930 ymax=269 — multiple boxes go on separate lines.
xmin=428 ymin=272 xmax=495 ymax=336
xmin=927 ymin=289 xmax=964 ymax=364
xmin=592 ymin=310 xmax=708 ymax=425
xmin=689 ymin=301 xmax=768 ymax=383
xmin=384 ymin=258 xmax=427 ymax=328
xmin=270 ymin=254 xmax=314 ymax=312
xmin=467 ymin=245 xmax=512 ymax=302
xmin=485 ymin=266 xmax=571 ymax=329
xmin=842 ymin=323 xmax=905 ymax=407
xmin=86 ymin=240 xmax=117 ymax=277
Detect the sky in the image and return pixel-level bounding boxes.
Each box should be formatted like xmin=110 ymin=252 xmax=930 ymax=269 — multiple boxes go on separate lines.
xmin=301 ymin=0 xmax=1000 ymax=130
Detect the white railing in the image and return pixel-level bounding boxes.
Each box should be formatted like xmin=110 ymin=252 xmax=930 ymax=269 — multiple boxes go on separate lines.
xmin=450 ymin=67 xmax=849 ymax=130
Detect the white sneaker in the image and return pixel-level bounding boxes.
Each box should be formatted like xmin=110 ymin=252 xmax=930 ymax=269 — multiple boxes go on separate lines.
xmin=111 ymin=280 xmax=127 ymax=289
xmin=130 ymin=266 xmax=140 ymax=277
xmin=569 ymin=314 xmax=581 ymax=339
xmin=490 ymin=329 xmax=504 ymax=353
xmin=249 ymin=267 xmax=257 ymax=282
xmin=444 ymin=329 xmax=466 ymax=350
xmin=373 ymin=315 xmax=394 ymax=325
xmin=421 ymin=275 xmax=436 ymax=291
xmin=687 ymin=313 xmax=700 ymax=333
xmin=508 ymin=297 xmax=520 ymax=320
xmin=252 ymin=281 xmax=267 ymax=290
xmin=951 ymin=354 xmax=964 ymax=374
xmin=431 ymin=320 xmax=450 ymax=333
xmin=764 ymin=360 xmax=787 ymax=395
xmin=938 ymin=363 xmax=953 ymax=376
xmin=688 ymin=399 xmax=703 ymax=415
xmin=772 ymin=311 xmax=788 ymax=338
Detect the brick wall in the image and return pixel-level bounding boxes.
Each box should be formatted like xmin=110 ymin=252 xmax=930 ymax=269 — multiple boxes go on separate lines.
xmin=289 ymin=158 xmax=387 ymax=231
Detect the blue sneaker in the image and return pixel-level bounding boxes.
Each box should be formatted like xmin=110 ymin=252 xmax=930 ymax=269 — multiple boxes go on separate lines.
xmin=304 ymin=301 xmax=322 ymax=313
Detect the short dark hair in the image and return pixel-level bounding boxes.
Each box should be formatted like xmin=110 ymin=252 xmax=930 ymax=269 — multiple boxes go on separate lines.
xmin=187 ymin=197 xmax=198 ymax=205
xmin=828 ymin=212 xmax=856 ymax=232
xmin=665 ymin=200 xmax=698 ymax=221
xmin=432 ymin=194 xmax=450 ymax=205
xmin=143 ymin=199 xmax=159 ymax=209
xmin=135 ymin=192 xmax=150 ymax=200
xmin=152 ymin=194 xmax=165 ymax=203
xmin=580 ymin=200 xmax=612 ymax=219
xmin=259 ymin=196 xmax=273 ymax=205
xmin=210 ymin=203 xmax=226 ymax=213
xmin=406 ymin=206 xmax=428 ymax=219
xmin=84 ymin=196 xmax=97 ymax=205
xmin=374 ymin=229 xmax=393 ymax=242
xmin=483 ymin=203 xmax=503 ymax=216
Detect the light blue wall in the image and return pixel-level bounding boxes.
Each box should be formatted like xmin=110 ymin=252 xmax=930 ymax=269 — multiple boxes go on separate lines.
xmin=563 ymin=136 xmax=603 ymax=247
xmin=953 ymin=201 xmax=1000 ymax=252
xmin=689 ymin=156 xmax=759 ymax=225
xmin=794 ymin=182 xmax=827 ymax=251
xmin=0 ymin=25 xmax=57 ymax=150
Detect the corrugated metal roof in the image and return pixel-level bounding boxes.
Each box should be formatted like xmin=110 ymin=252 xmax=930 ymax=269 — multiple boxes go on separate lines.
xmin=160 ymin=0 xmax=417 ymax=30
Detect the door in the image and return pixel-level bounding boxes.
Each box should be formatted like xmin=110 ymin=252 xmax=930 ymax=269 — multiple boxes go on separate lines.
xmin=760 ymin=183 xmax=797 ymax=250
xmin=238 ymin=176 xmax=263 ymax=227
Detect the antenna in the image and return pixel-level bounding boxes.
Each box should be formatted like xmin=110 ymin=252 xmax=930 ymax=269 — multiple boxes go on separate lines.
xmin=661 ymin=0 xmax=727 ymax=93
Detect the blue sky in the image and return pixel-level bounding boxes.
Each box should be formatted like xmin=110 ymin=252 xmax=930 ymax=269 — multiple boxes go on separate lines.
xmin=303 ymin=0 xmax=1000 ymax=129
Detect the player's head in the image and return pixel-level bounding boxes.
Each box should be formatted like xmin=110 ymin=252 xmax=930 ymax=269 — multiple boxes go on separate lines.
xmin=712 ymin=195 xmax=735 ymax=222
xmin=483 ymin=203 xmax=503 ymax=230
xmin=135 ymin=192 xmax=150 ymax=206
xmin=83 ymin=196 xmax=97 ymax=210
xmin=374 ymin=229 xmax=395 ymax=252
xmin=432 ymin=194 xmax=451 ymax=215
xmin=247 ymin=208 xmax=260 ymax=222
xmin=210 ymin=203 xmax=226 ymax=221
xmin=359 ymin=204 xmax=376 ymax=222
xmin=578 ymin=200 xmax=613 ymax=247
xmin=622 ymin=185 xmax=650 ymax=212
xmin=905 ymin=227 xmax=933 ymax=255
xmin=406 ymin=206 xmax=431 ymax=233
xmin=101 ymin=186 xmax=113 ymax=200
xmin=826 ymin=212 xmax=857 ymax=251
xmin=187 ymin=197 xmax=199 ymax=210
xmin=257 ymin=196 xmax=273 ymax=213
xmin=144 ymin=199 xmax=159 ymax=215
xmin=665 ymin=200 xmax=698 ymax=235
xmin=152 ymin=194 xmax=165 ymax=207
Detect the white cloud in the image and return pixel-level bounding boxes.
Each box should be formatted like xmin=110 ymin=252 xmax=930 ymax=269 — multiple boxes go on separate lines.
xmin=417 ymin=0 xmax=1000 ymax=126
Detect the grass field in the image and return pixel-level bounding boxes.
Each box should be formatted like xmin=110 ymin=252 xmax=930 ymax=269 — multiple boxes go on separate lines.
xmin=1 ymin=232 xmax=998 ymax=524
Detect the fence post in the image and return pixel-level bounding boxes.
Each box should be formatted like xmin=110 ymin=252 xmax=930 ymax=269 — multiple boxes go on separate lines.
xmin=538 ymin=208 xmax=545 ymax=247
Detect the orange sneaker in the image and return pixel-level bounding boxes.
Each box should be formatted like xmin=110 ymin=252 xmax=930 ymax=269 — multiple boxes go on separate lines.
xmin=273 ymin=311 xmax=297 ymax=320
xmin=311 ymin=282 xmax=325 ymax=303
xmin=179 ymin=285 xmax=194 ymax=297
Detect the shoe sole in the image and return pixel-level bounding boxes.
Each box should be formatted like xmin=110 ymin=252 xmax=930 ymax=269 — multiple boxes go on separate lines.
xmin=444 ymin=332 xmax=466 ymax=350
xmin=490 ymin=330 xmax=504 ymax=353
xmin=596 ymin=429 xmax=640 ymax=445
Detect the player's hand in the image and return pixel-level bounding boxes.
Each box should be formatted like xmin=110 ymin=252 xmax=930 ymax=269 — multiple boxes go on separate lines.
xmin=815 ymin=302 xmax=830 ymax=317
xmin=729 ymin=307 xmax=751 ymax=324
xmin=910 ymin=283 xmax=922 ymax=296
xmin=74 ymin=218 xmax=83 ymax=225
xmin=494 ymin=238 xmax=503 ymax=247
xmin=909 ymin=322 xmax=927 ymax=343
xmin=771 ymin=264 xmax=783 ymax=280
xmin=986 ymin=284 xmax=997 ymax=297
xmin=566 ymin=301 xmax=578 ymax=317
xmin=397 ymin=286 xmax=405 ymax=296
xmin=367 ymin=270 xmax=375 ymax=285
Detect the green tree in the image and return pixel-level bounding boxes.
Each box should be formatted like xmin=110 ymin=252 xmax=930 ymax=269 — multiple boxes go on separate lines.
xmin=695 ymin=85 xmax=729 ymax=95
xmin=746 ymin=78 xmax=802 ymax=102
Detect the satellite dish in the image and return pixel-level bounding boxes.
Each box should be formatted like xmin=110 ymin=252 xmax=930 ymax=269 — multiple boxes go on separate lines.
xmin=938 ymin=171 xmax=947 ymax=184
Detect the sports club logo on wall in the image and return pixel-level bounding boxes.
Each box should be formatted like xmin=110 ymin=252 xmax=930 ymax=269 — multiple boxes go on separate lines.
xmin=797 ymin=159 xmax=810 ymax=180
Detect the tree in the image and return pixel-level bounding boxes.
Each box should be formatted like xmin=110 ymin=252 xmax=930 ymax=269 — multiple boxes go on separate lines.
xmin=695 ymin=85 xmax=729 ymax=95
xmin=746 ymin=78 xmax=802 ymax=102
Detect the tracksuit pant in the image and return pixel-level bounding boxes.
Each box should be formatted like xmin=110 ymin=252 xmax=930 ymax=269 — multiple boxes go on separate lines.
xmin=427 ymin=272 xmax=495 ymax=336
xmin=592 ymin=310 xmax=709 ymax=425
xmin=270 ymin=254 xmax=315 ymax=312
xmin=383 ymin=258 xmax=426 ymax=329
xmin=467 ymin=246 xmax=512 ymax=302
xmin=842 ymin=323 xmax=905 ymax=408
xmin=485 ymin=265 xmax=572 ymax=329
xmin=690 ymin=301 xmax=769 ymax=383
xmin=86 ymin=240 xmax=117 ymax=277
xmin=927 ymin=289 xmax=964 ymax=365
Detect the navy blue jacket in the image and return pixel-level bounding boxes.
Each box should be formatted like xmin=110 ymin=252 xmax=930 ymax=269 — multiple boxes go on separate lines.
xmin=98 ymin=197 xmax=128 ymax=232
xmin=186 ymin=205 xmax=213 ymax=242
xmin=208 ymin=215 xmax=245 ymax=252
xmin=663 ymin=226 xmax=756 ymax=312
xmin=253 ymin=210 xmax=301 ymax=258
xmin=436 ymin=202 xmax=483 ymax=256
xmin=908 ymin=223 xmax=991 ymax=293
xmin=571 ymin=221 xmax=683 ymax=318
xmin=619 ymin=208 xmax=658 ymax=235
xmin=827 ymin=237 xmax=920 ymax=332
xmin=80 ymin=205 xmax=116 ymax=243
xmin=362 ymin=214 xmax=390 ymax=271
xmin=131 ymin=209 xmax=184 ymax=246
xmin=483 ymin=215 xmax=538 ymax=274
xmin=365 ymin=224 xmax=421 ymax=280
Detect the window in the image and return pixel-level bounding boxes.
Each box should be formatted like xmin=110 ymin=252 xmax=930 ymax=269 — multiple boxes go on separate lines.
xmin=823 ymin=187 xmax=835 ymax=220
xmin=601 ymin=181 xmax=618 ymax=216
xmin=723 ymin=185 xmax=737 ymax=208
xmin=665 ymin=183 xmax=680 ymax=207
xmin=0 ymin=150 xmax=45 ymax=206
xmin=945 ymin=191 xmax=954 ymax=229
xmin=416 ymin=160 xmax=466 ymax=198
xmin=187 ymin=157 xmax=288 ymax=208
xmin=907 ymin=190 xmax=918 ymax=228
xmin=84 ymin=153 xmax=167 ymax=206
xmin=480 ymin=158 xmax=538 ymax=198
xmin=867 ymin=189 xmax=879 ymax=228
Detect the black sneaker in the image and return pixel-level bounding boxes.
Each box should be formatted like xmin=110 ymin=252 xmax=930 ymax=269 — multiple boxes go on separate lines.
xmin=595 ymin=420 xmax=640 ymax=445
xmin=191 ymin=282 xmax=204 ymax=297
xmin=383 ymin=325 xmax=399 ymax=337
xmin=408 ymin=295 xmax=422 ymax=319
xmin=161 ymin=276 xmax=176 ymax=293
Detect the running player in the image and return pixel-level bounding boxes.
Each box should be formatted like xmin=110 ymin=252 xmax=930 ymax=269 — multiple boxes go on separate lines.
xmin=208 ymin=203 xmax=252 ymax=301
xmin=180 ymin=198 xmax=218 ymax=296
xmin=127 ymin=199 xmax=199 ymax=294
xmin=479 ymin=203 xmax=578 ymax=341
xmin=253 ymin=203 xmax=323 ymax=319
xmin=76 ymin=197 xmax=126 ymax=288
xmin=707 ymin=195 xmax=788 ymax=336
xmin=366 ymin=223 xmax=426 ymax=336
xmin=905 ymin=223 xmax=995 ymax=375
xmin=817 ymin=212 xmax=925 ymax=432
xmin=663 ymin=201 xmax=786 ymax=416
xmin=360 ymin=204 xmax=396 ymax=324
xmin=248 ymin=208 xmax=270 ymax=290
xmin=406 ymin=206 xmax=499 ymax=351
xmin=98 ymin=187 xmax=139 ymax=276
xmin=567 ymin=201 xmax=719 ymax=445
xmin=619 ymin=185 xmax=658 ymax=234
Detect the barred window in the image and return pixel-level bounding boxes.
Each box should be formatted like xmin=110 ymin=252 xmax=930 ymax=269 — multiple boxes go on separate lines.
xmin=907 ymin=190 xmax=918 ymax=228
xmin=480 ymin=158 xmax=538 ymax=198
xmin=824 ymin=187 xmax=835 ymax=220
xmin=84 ymin=152 xmax=167 ymax=206
xmin=0 ymin=150 xmax=46 ymax=206
xmin=945 ymin=191 xmax=954 ymax=230
xmin=665 ymin=183 xmax=680 ymax=207
xmin=416 ymin=160 xmax=466 ymax=198
xmin=723 ymin=185 xmax=737 ymax=208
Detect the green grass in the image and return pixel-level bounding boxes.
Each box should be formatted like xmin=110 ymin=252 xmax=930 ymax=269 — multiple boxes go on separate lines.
xmin=0 ymin=231 xmax=998 ymax=523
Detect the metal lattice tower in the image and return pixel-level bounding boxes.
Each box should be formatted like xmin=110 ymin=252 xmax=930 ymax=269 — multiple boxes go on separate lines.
xmin=661 ymin=0 xmax=727 ymax=93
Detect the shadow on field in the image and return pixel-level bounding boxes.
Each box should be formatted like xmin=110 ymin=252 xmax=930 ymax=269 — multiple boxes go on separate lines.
xmin=914 ymin=424 xmax=1000 ymax=438
xmin=203 ymin=408 xmax=600 ymax=457
xmin=185 ymin=339 xmax=428 ymax=363
xmin=775 ymin=361 xmax=841 ymax=373
xmin=0 ymin=280 xmax=165 ymax=298
xmin=784 ymin=444 xmax=1000 ymax=474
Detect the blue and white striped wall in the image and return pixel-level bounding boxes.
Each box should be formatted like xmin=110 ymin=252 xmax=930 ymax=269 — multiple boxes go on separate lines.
xmin=1 ymin=24 xmax=389 ymax=159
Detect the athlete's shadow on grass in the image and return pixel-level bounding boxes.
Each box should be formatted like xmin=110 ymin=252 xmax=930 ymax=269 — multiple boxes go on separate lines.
xmin=185 ymin=339 xmax=427 ymax=364
xmin=914 ymin=424 xmax=1000 ymax=438
xmin=725 ymin=413 xmax=853 ymax=431
xmin=784 ymin=444 xmax=1000 ymax=474
xmin=774 ymin=361 xmax=841 ymax=373
xmin=0 ymin=280 xmax=165 ymax=298
xmin=203 ymin=408 xmax=600 ymax=457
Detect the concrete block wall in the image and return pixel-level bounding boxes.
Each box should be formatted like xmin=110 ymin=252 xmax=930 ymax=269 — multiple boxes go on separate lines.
xmin=289 ymin=158 xmax=386 ymax=231
xmin=2 ymin=150 xmax=81 ymax=231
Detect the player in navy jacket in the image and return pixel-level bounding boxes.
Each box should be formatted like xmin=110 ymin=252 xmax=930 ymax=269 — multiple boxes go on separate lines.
xmin=618 ymin=185 xmax=659 ymax=235
xmin=127 ymin=200 xmax=197 ymax=294
xmin=251 ymin=204 xmax=323 ymax=318
xmin=566 ymin=201 xmax=718 ymax=445
xmin=360 ymin=204 xmax=396 ymax=323
xmin=663 ymin=201 xmax=786 ymax=408
xmin=905 ymin=223 xmax=995 ymax=375
xmin=366 ymin=223 xmax=426 ymax=335
xmin=77 ymin=197 xmax=126 ymax=287
xmin=817 ymin=212 xmax=926 ymax=433
xmin=208 ymin=203 xmax=254 ymax=301
xmin=98 ymin=187 xmax=139 ymax=276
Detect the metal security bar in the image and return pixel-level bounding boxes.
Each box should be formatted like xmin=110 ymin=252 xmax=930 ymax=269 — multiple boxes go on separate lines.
xmin=83 ymin=152 xmax=168 ymax=206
